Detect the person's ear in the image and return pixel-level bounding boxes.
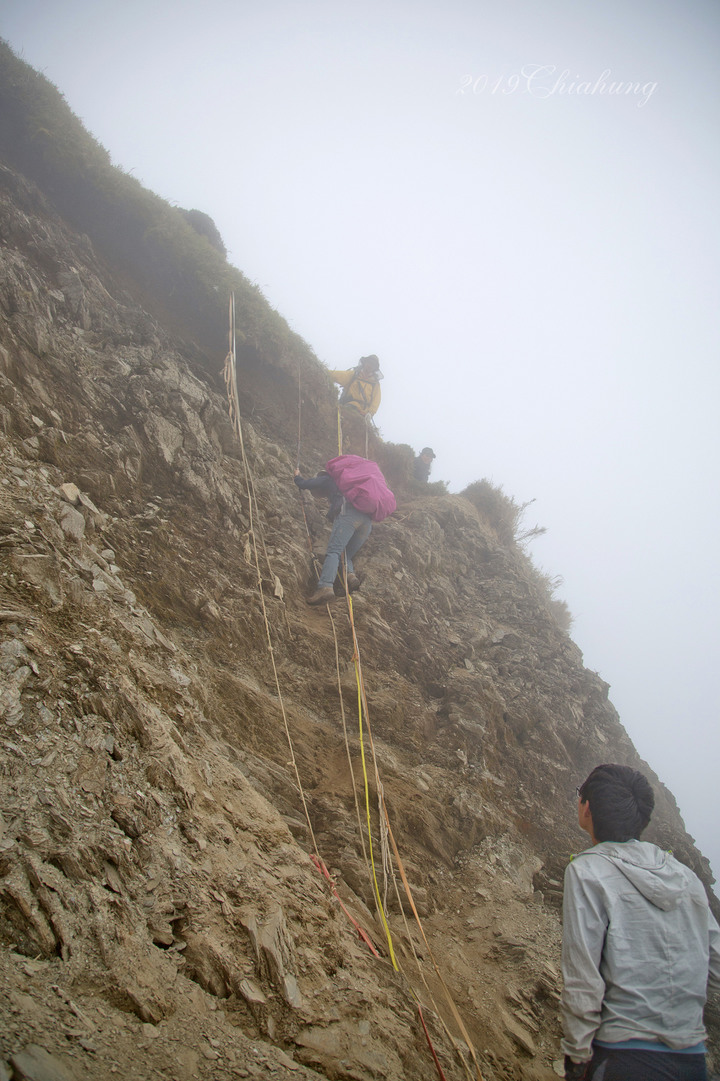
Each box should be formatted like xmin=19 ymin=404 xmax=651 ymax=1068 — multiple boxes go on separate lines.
xmin=578 ymin=798 xmax=596 ymax=840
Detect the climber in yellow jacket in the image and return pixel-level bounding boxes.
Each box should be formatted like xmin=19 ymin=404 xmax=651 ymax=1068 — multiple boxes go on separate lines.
xmin=330 ymin=355 xmax=382 ymax=418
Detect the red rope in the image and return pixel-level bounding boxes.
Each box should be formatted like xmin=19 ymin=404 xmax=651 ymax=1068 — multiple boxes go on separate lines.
xmin=310 ymin=853 xmax=381 ymax=958
xmin=310 ymin=854 xmax=451 ymax=1081
xmin=418 ymin=1004 xmax=450 ymax=1081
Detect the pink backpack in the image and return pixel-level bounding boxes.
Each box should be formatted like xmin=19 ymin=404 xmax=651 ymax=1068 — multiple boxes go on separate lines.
xmin=325 ymin=455 xmax=396 ymax=523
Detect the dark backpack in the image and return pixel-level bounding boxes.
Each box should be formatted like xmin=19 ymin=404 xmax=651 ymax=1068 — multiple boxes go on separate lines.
xmin=325 ymin=455 xmax=396 ymax=523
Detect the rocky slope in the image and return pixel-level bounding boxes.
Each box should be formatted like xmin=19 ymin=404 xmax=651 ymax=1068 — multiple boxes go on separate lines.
xmin=0 ymin=49 xmax=718 ymax=1081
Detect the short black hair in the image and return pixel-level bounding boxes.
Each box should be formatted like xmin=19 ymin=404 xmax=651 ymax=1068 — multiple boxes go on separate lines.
xmin=578 ymin=764 xmax=655 ymax=842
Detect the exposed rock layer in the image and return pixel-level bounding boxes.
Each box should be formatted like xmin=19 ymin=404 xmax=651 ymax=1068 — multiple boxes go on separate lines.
xmin=0 ymin=74 xmax=718 ymax=1081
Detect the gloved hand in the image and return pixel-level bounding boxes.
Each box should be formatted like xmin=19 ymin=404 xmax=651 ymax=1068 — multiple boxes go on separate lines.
xmin=564 ymin=1055 xmax=590 ymax=1080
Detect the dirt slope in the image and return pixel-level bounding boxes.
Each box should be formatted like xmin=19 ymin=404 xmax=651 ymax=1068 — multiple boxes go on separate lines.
xmin=0 ymin=148 xmax=718 ymax=1081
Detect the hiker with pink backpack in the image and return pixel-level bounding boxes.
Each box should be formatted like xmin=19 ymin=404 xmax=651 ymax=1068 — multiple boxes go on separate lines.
xmin=294 ymin=455 xmax=396 ymax=606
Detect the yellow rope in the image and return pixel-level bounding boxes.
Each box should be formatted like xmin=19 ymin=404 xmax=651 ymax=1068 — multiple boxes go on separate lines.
xmin=334 ymin=574 xmax=476 ymax=1076
xmin=343 ymin=590 xmax=483 ymax=1081
xmin=351 ymin=617 xmax=398 ymax=969
xmin=386 ymin=836 xmax=479 ymax=1080
xmin=224 ymin=307 xmax=477 ymax=1080
xmin=328 ymin=599 xmax=370 ymax=870
xmin=292 ymin=346 xmax=483 ymax=1079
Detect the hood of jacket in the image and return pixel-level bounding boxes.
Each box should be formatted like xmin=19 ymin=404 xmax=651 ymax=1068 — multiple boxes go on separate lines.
xmin=574 ymin=839 xmax=690 ymax=912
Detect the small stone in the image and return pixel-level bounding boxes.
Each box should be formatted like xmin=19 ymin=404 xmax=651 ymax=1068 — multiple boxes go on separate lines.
xmin=10 ymin=1044 xmax=75 ymax=1081
xmin=151 ymin=928 xmax=174 ymax=947
xmin=77 ymin=491 xmax=100 ymax=515
xmin=75 ymin=752 xmax=107 ymax=795
xmin=103 ymin=861 xmax=123 ymax=894
xmin=501 ymin=1010 xmax=536 ymax=1056
xmin=59 ymin=483 xmax=81 ymax=505
xmin=58 ymin=504 xmax=85 ymax=540
xmin=239 ymin=979 xmax=266 ymax=1006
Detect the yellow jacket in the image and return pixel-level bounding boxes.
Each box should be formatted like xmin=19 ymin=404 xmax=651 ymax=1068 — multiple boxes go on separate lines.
xmin=330 ymin=368 xmax=381 ymax=417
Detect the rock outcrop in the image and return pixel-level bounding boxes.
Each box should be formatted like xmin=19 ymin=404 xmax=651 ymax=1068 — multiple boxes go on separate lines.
xmin=0 ymin=44 xmax=717 ymax=1081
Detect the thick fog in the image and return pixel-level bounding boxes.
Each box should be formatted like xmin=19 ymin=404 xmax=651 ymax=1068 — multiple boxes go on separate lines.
xmin=3 ymin=0 xmax=719 ymax=884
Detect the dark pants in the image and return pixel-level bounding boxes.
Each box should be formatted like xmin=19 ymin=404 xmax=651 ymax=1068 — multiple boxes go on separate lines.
xmin=589 ymin=1045 xmax=707 ymax=1081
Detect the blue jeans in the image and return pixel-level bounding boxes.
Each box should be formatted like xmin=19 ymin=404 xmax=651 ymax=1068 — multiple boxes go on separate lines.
xmin=318 ymin=505 xmax=372 ymax=587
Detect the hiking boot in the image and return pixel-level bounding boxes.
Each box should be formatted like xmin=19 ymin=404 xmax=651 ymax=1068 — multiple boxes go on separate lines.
xmin=307 ymin=586 xmax=335 ymax=606
xmin=346 ymin=573 xmax=361 ymax=593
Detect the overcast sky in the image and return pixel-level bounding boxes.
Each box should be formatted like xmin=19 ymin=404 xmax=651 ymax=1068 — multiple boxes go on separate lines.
xmin=2 ymin=0 xmax=719 ymax=885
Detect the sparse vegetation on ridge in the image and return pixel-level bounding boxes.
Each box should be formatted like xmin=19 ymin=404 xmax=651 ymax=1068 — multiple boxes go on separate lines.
xmin=462 ymin=479 xmax=572 ymax=631
xmin=0 ymin=38 xmax=312 ymax=363
xmin=461 ymin=478 xmax=545 ymax=548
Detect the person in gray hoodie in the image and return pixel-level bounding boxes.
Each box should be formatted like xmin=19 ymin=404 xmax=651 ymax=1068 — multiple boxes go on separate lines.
xmin=561 ymin=763 xmax=720 ymax=1081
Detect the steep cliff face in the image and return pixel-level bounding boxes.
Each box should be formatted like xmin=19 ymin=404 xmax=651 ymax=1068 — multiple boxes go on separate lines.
xmin=0 ymin=60 xmax=717 ymax=1081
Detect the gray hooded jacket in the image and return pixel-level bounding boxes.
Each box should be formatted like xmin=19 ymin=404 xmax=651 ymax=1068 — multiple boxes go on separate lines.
xmin=561 ymin=839 xmax=720 ymax=1062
